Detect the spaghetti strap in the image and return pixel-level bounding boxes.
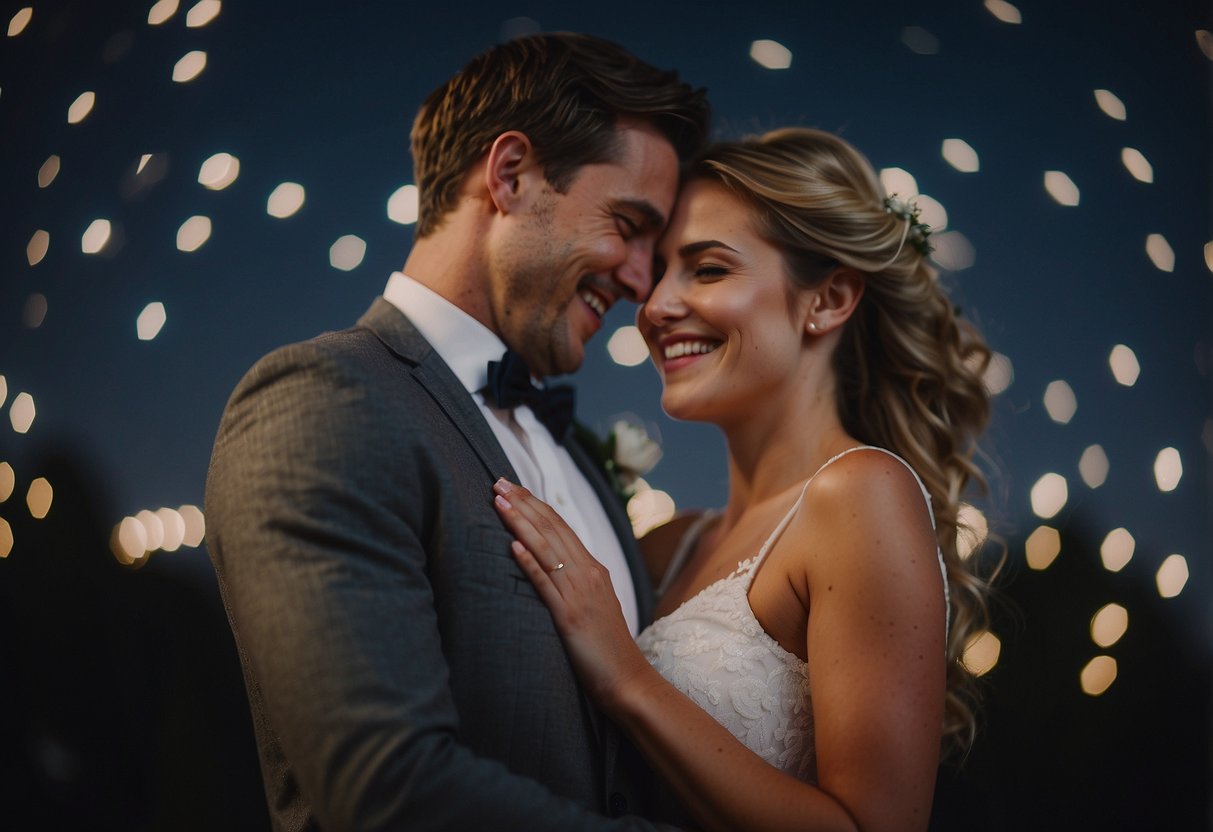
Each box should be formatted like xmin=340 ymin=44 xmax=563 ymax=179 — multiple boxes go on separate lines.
xmin=748 ymin=445 xmax=951 ymax=638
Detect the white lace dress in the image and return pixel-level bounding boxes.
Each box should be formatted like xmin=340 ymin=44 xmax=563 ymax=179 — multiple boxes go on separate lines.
xmin=634 ymin=446 xmax=949 ymax=784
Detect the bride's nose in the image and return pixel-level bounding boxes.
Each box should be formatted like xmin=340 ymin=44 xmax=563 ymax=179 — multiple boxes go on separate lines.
xmin=639 ymin=272 xmax=686 ymax=328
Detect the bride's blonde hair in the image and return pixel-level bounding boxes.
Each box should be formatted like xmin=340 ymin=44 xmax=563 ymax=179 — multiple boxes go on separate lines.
xmin=692 ymin=127 xmax=997 ymax=756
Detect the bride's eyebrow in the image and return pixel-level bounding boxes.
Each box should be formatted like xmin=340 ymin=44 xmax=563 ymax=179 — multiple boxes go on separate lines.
xmin=678 ymin=240 xmax=739 ymax=257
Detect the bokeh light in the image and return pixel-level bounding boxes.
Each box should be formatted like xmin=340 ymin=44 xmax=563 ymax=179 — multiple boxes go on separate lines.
xmin=982 ymin=352 xmax=1014 ymax=395
xmin=0 ymin=461 xmax=14 ymax=501
xmin=37 ymin=155 xmax=60 ymax=188
xmin=1044 ymin=171 xmax=1080 ymax=206
xmin=930 ymin=230 xmax=975 ymax=271
xmin=68 ymin=91 xmax=96 ymax=124
xmin=961 ymin=630 xmax=1001 ymax=676
xmin=627 ymin=482 xmax=677 ymax=537
xmin=1090 ymin=603 xmax=1128 ymax=648
xmin=136 ymin=509 xmax=166 ymax=551
xmin=23 ymin=294 xmax=48 ymax=329
xmin=879 ymin=167 xmax=918 ymax=198
xmin=198 ymin=152 xmax=240 ymax=190
xmin=1025 ymin=525 xmax=1061 ymax=571
xmin=750 ymin=39 xmax=792 ymax=70
xmin=984 ymin=0 xmax=1022 ymax=24
xmin=387 ymin=184 xmax=419 ymax=225
xmin=26 ymin=477 xmax=53 ymax=519
xmin=1094 ymin=89 xmax=1126 ymax=120
xmin=148 ymin=0 xmax=179 ymax=25
xmin=157 ymin=507 xmax=187 ymax=552
xmin=1108 ymin=344 xmax=1140 ymax=386
xmin=137 ymin=302 xmax=167 ymax=341
xmin=267 ymin=182 xmax=306 ymax=218
xmin=1153 ymin=447 xmax=1181 ymax=492
xmin=177 ymin=215 xmax=212 ymax=252
xmin=173 ymin=51 xmax=208 ymax=83
xmin=1100 ymin=528 xmax=1135 ymax=572
xmin=179 ymin=504 xmax=206 ymax=547
xmin=7 ymin=7 xmax=32 ymax=37
xmin=113 ymin=516 xmax=149 ymax=565
xmin=1078 ymin=444 xmax=1109 ymax=488
xmin=81 ymin=219 xmax=112 ymax=254
xmin=956 ymin=503 xmax=988 ymax=560
xmin=913 ymin=194 xmax=948 ymax=232
xmin=1155 ymin=554 xmax=1189 ymax=598
xmin=0 ymin=518 xmax=11 ymax=557
xmin=330 ymin=235 xmax=367 ymax=271
xmin=26 ymin=229 xmax=49 ymax=265
xmin=1120 ymin=147 xmax=1153 ymax=183
xmin=1197 ymin=29 xmax=1213 ymax=60
xmin=1030 ymin=473 xmax=1068 ymax=519
xmin=941 ymin=138 xmax=979 ymax=173
xmin=9 ymin=392 xmax=36 ymax=434
xmin=1145 ymin=234 xmax=1174 ymax=272
xmin=607 ymin=325 xmax=650 ymax=367
xmin=1043 ymin=380 xmax=1077 ymax=424
xmin=1080 ymin=656 xmax=1117 ymax=696
xmin=186 ymin=0 xmax=222 ymax=28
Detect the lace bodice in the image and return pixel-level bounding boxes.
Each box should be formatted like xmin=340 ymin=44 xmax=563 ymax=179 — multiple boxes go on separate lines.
xmin=634 ymin=446 xmax=948 ymax=784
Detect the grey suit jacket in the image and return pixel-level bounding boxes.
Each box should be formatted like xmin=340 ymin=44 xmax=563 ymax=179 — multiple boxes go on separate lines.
xmin=205 ymin=298 xmax=670 ymax=831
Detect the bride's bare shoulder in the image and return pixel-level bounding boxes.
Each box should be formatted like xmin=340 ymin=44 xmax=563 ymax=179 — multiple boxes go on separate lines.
xmin=639 ymin=511 xmax=706 ymax=586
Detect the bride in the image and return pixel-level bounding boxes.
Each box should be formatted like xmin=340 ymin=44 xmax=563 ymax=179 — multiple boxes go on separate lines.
xmin=492 ymin=127 xmax=994 ymax=832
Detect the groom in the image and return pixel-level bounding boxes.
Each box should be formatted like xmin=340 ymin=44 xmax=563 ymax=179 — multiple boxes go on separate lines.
xmin=205 ymin=33 xmax=708 ymax=830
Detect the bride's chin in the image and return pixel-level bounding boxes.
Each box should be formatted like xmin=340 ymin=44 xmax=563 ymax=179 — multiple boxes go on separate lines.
xmin=660 ymin=392 xmax=708 ymax=423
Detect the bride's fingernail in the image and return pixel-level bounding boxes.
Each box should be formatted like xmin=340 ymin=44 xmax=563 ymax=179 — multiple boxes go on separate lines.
xmin=494 ymin=478 xmax=513 ymax=494
xmin=494 ymin=494 xmax=512 ymax=510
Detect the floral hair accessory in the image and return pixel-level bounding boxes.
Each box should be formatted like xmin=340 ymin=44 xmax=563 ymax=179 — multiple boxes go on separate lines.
xmin=574 ymin=419 xmax=663 ymax=505
xmin=883 ymin=195 xmax=933 ymax=257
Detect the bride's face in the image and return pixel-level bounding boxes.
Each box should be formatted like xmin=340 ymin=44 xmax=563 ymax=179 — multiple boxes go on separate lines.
xmin=639 ymin=179 xmax=810 ymax=424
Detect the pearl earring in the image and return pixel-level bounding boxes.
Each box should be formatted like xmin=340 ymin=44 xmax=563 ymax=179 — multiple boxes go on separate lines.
xmin=809 ymin=321 xmax=820 ymax=332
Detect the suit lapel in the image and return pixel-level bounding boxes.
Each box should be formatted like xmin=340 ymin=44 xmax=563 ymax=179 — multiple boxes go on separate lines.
xmin=356 ymin=298 xmax=517 ymax=482
xmin=563 ymin=436 xmax=655 ymax=627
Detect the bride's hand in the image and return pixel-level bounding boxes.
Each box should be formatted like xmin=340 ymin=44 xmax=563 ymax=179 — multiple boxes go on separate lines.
xmin=492 ymin=478 xmax=654 ymax=711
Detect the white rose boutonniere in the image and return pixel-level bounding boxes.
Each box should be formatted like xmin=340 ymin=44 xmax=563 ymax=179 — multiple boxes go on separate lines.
xmin=608 ymin=420 xmax=663 ymax=495
xmin=574 ymin=418 xmax=663 ymax=505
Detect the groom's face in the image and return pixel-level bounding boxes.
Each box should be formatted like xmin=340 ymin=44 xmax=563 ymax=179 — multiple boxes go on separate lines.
xmin=490 ymin=120 xmax=679 ymax=377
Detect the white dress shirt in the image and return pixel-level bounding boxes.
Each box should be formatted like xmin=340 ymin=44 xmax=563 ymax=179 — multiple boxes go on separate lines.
xmin=382 ymin=273 xmax=639 ymax=634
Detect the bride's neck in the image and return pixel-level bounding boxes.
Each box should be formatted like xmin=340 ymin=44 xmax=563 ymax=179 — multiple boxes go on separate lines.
xmin=718 ymin=396 xmax=853 ymax=524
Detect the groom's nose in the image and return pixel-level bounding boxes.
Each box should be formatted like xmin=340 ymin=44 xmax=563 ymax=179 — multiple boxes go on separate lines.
xmin=611 ymin=239 xmax=656 ymax=303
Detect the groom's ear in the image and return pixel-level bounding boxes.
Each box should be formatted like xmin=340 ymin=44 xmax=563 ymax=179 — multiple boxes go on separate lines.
xmin=483 ymin=131 xmax=539 ymax=215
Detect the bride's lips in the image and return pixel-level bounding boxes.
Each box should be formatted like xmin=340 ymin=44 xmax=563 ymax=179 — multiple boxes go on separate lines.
xmin=654 ymin=333 xmax=722 ymax=373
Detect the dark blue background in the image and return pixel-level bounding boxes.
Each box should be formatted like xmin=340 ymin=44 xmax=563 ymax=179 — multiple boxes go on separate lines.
xmin=2 ymin=1 xmax=1209 ymax=828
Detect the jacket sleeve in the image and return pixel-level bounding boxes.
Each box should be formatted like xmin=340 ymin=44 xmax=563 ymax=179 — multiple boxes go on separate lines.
xmin=205 ymin=338 xmax=674 ymax=831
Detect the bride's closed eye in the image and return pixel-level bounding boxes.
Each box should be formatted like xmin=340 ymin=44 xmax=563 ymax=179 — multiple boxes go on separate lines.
xmin=692 ymin=264 xmax=729 ymax=279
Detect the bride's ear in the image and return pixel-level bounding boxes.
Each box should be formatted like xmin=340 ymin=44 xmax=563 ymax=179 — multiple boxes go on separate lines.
xmin=803 ymin=267 xmax=865 ymax=337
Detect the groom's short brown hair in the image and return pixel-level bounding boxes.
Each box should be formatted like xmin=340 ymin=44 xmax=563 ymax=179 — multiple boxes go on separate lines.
xmin=410 ymin=32 xmax=709 ymax=237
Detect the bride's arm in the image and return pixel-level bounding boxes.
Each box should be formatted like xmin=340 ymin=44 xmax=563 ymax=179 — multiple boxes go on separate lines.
xmin=492 ymin=458 xmax=945 ymax=832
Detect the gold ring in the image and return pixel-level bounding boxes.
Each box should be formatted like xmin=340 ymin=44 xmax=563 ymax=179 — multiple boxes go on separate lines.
xmin=550 ymin=562 xmax=565 ymax=572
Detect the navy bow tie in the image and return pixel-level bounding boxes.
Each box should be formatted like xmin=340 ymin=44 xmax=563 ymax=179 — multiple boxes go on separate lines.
xmin=485 ymin=351 xmax=575 ymax=440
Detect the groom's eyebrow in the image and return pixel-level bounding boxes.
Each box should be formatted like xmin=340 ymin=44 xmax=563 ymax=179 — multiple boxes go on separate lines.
xmin=679 ymin=240 xmax=739 ymax=257
xmin=617 ymin=199 xmax=667 ymax=232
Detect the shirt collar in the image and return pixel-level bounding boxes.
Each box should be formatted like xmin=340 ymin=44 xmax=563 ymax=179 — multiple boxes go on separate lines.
xmin=381 ymin=272 xmax=506 ymax=394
